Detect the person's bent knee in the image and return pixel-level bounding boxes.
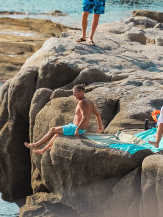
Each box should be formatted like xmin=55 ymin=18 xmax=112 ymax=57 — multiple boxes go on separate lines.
xmin=49 ymin=127 xmax=56 ymax=134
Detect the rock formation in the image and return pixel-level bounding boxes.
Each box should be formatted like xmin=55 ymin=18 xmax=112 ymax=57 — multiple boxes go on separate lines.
xmin=0 ymin=17 xmax=69 ymax=81
xmin=0 ymin=12 xmax=163 ymax=216
xmin=133 ymin=10 xmax=163 ymax=23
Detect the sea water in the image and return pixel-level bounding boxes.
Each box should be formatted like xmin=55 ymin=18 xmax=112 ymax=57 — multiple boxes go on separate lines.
xmin=0 ymin=193 xmax=19 ymax=217
xmin=0 ymin=0 xmax=163 ymax=216
xmin=0 ymin=0 xmax=162 ymax=27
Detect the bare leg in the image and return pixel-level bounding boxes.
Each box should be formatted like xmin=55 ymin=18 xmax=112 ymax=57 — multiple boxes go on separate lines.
xmin=33 ymin=134 xmax=59 ymax=155
xmin=89 ymin=13 xmax=100 ymax=44
xmin=148 ymin=123 xmax=163 ymax=148
xmin=24 ymin=126 xmax=63 ymax=149
xmin=76 ymin=11 xmax=89 ymax=42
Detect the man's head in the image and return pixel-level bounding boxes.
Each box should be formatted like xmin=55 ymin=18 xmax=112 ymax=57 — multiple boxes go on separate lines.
xmin=73 ymin=84 xmax=85 ymax=100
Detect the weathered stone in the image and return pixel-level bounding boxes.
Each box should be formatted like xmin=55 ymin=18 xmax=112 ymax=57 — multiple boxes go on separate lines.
xmin=132 ymin=10 xmax=163 ymax=23
xmin=0 ymin=17 xmax=68 ymax=80
xmin=29 ymin=88 xmax=53 ymax=142
xmin=104 ymin=85 xmax=163 ymax=134
xmin=126 ymin=16 xmax=158 ymax=28
xmin=0 ymin=121 xmax=32 ymax=201
xmin=0 ymin=67 xmax=38 ymax=201
xmin=156 ymin=37 xmax=163 ymax=46
xmin=40 ymin=10 xmax=67 ymax=16
xmin=154 ymin=23 xmax=163 ymax=29
xmin=20 ymin=193 xmax=83 ymax=217
xmin=146 ymin=38 xmax=155 ymax=44
xmin=0 ymin=79 xmax=11 ymax=130
xmin=97 ymin=21 xmax=134 ymax=34
xmin=50 ymin=89 xmax=72 ymax=99
xmin=62 ymin=67 xmax=111 ymax=89
xmin=36 ymin=59 xmax=80 ymax=90
xmin=140 ymin=155 xmax=163 ymax=217
xmin=31 ymin=136 xmax=153 ymax=216
xmin=104 ymin=168 xmax=141 ymax=217
xmin=124 ymin=28 xmax=147 ymax=45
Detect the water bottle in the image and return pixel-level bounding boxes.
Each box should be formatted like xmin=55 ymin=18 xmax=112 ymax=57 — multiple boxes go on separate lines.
xmin=145 ymin=119 xmax=148 ymax=130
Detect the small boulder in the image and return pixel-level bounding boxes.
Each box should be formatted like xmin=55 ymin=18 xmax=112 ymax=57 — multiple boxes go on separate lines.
xmin=124 ymin=28 xmax=146 ymax=45
xmin=156 ymin=37 xmax=163 ymax=46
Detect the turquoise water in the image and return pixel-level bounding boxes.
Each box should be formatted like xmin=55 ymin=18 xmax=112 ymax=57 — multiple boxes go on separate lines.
xmin=0 ymin=193 xmax=19 ymax=217
xmin=0 ymin=0 xmax=162 ymax=27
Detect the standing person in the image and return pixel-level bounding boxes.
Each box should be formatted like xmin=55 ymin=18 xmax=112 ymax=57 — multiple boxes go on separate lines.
xmin=24 ymin=84 xmax=104 ymax=154
xmin=76 ymin=0 xmax=106 ymax=46
xmin=148 ymin=106 xmax=163 ymax=148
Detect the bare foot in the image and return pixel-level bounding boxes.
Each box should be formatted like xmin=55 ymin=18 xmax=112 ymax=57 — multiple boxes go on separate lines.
xmin=24 ymin=142 xmax=36 ymax=149
xmin=32 ymin=149 xmax=45 ymax=155
xmin=148 ymin=140 xmax=159 ymax=148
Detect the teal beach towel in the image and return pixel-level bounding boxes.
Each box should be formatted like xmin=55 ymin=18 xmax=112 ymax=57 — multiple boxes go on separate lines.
xmin=85 ymin=128 xmax=163 ymax=155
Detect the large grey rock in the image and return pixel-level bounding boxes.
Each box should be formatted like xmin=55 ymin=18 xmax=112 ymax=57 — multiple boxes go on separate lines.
xmin=29 ymin=88 xmax=53 ymax=142
xmin=31 ymin=136 xmax=153 ymax=216
xmin=0 ymin=67 xmax=38 ymax=201
xmin=36 ymin=58 xmax=80 ymax=90
xmin=132 ymin=10 xmax=163 ymax=23
xmin=105 ymin=85 xmax=163 ymax=134
xmin=104 ymin=168 xmax=141 ymax=217
xmin=0 ymin=79 xmax=11 ymax=130
xmin=140 ymin=155 xmax=163 ymax=217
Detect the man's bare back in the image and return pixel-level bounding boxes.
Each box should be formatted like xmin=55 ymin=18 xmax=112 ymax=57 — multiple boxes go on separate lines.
xmin=73 ymin=98 xmax=94 ymax=130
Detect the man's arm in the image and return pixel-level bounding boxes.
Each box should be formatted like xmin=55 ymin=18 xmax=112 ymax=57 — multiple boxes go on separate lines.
xmin=92 ymin=103 xmax=104 ymax=133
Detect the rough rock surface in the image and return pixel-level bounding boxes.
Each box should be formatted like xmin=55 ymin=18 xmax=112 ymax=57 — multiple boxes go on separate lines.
xmin=132 ymin=10 xmax=163 ymax=23
xmin=0 ymin=17 xmax=69 ymax=80
xmin=29 ymin=136 xmax=154 ymax=217
xmin=104 ymin=167 xmax=142 ymax=217
xmin=19 ymin=192 xmax=83 ymax=217
xmin=140 ymin=155 xmax=163 ymax=217
xmin=0 ymin=14 xmax=163 ymax=216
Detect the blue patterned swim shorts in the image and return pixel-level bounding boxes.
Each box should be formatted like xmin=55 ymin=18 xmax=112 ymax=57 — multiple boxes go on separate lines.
xmin=82 ymin=0 xmax=106 ymax=14
xmin=62 ymin=123 xmax=86 ymax=136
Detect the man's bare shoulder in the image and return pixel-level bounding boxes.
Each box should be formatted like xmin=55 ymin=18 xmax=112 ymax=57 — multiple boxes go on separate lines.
xmin=78 ymin=98 xmax=94 ymax=109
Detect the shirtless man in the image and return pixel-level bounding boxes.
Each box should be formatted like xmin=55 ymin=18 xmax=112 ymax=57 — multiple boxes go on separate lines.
xmin=148 ymin=106 xmax=163 ymax=148
xmin=24 ymin=84 xmax=104 ymax=154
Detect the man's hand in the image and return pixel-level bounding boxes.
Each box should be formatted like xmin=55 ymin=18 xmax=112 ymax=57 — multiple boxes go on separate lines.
xmin=97 ymin=127 xmax=104 ymax=134
xmin=75 ymin=128 xmax=80 ymax=136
